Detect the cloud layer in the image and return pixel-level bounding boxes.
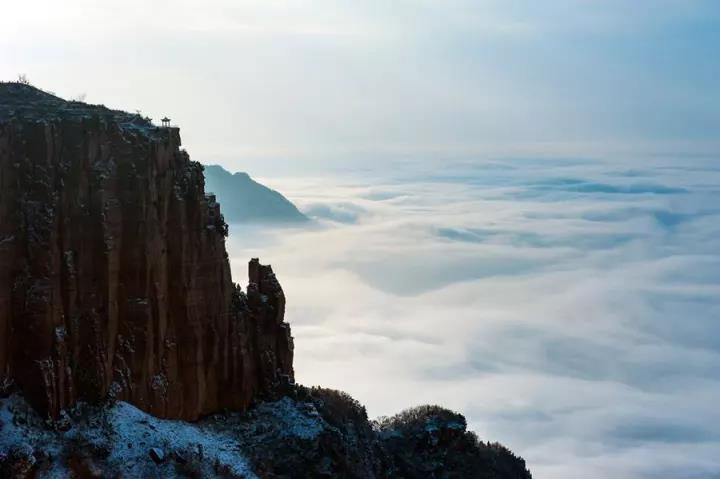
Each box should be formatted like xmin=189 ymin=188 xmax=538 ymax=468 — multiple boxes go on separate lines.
xmin=226 ymin=157 xmax=720 ymax=479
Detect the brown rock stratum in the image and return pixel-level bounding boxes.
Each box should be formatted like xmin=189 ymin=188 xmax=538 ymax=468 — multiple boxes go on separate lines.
xmin=0 ymin=83 xmax=294 ymax=420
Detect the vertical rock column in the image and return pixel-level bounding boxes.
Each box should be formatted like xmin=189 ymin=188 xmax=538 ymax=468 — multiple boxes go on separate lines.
xmin=0 ymin=108 xmax=293 ymax=420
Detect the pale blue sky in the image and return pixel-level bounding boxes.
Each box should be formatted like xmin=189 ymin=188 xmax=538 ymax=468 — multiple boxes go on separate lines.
xmin=2 ymin=0 xmax=718 ymax=172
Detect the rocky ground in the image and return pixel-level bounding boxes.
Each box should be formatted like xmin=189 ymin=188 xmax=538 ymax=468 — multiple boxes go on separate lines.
xmin=0 ymin=385 xmax=531 ymax=478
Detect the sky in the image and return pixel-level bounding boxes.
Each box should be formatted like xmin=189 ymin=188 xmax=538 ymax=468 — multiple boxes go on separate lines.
xmin=3 ymin=1 xmax=720 ymax=478
xmin=2 ymin=0 xmax=719 ymax=171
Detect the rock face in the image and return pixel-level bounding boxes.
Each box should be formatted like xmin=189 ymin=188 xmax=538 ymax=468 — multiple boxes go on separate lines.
xmin=203 ymin=164 xmax=308 ymax=224
xmin=0 ymin=83 xmax=293 ymax=420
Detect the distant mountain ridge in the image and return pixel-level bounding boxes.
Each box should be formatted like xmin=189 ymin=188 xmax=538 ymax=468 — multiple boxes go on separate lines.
xmin=203 ymin=164 xmax=308 ymax=224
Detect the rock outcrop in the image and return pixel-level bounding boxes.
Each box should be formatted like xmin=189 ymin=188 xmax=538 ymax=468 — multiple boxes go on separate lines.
xmin=0 ymin=82 xmax=293 ymax=421
xmin=0 ymin=388 xmax=532 ymax=478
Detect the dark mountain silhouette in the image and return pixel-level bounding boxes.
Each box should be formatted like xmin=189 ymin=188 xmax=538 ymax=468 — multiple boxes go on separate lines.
xmin=203 ymin=164 xmax=308 ymax=224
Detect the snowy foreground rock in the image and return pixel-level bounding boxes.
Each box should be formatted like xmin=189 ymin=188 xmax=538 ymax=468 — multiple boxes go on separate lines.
xmin=0 ymin=386 xmax=531 ymax=478
xmin=0 ymin=393 xmax=256 ymax=478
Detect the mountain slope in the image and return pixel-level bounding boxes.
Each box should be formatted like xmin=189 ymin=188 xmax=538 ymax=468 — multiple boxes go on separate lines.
xmin=203 ymin=164 xmax=308 ymax=224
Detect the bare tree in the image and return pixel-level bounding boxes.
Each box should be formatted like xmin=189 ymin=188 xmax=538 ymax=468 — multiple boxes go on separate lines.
xmin=74 ymin=93 xmax=87 ymax=102
xmin=17 ymin=74 xmax=30 ymax=85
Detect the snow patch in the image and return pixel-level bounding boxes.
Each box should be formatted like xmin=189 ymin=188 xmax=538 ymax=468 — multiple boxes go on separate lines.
xmin=106 ymin=401 xmax=257 ymax=478
xmin=0 ymin=395 xmax=258 ymax=478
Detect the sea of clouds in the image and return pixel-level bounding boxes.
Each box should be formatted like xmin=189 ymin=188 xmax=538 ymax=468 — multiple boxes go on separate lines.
xmin=226 ymin=157 xmax=720 ymax=479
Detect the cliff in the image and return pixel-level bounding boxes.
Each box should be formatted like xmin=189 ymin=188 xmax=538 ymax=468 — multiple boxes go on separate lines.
xmin=0 ymin=83 xmax=293 ymax=421
xmin=0 ymin=82 xmax=532 ymax=478
xmin=203 ymin=165 xmax=308 ymax=224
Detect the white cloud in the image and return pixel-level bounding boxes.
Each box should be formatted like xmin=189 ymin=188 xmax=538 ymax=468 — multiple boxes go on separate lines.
xmin=226 ymin=157 xmax=720 ymax=479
